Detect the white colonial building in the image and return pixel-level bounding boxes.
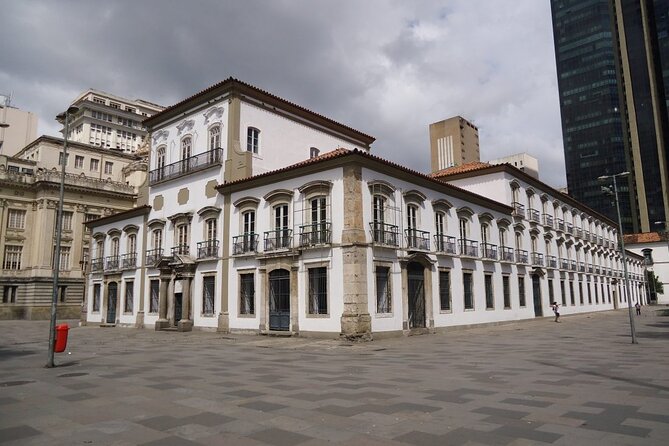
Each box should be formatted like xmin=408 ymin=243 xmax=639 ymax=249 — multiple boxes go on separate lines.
xmin=84 ymin=79 xmax=648 ymax=337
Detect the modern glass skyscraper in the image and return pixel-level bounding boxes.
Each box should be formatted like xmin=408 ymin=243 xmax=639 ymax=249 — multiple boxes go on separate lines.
xmin=551 ymin=0 xmax=669 ymax=233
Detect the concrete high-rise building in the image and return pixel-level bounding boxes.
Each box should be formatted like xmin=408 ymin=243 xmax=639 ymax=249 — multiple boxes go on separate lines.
xmin=64 ymin=89 xmax=164 ymax=153
xmin=551 ymin=0 xmax=669 ymax=233
xmin=0 ymin=95 xmax=38 ymax=157
xmin=429 ymin=116 xmax=480 ymax=172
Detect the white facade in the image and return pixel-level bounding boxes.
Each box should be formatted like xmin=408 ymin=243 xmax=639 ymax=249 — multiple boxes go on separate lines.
xmin=625 ymin=233 xmax=669 ymax=305
xmin=488 ymin=153 xmax=539 ymax=179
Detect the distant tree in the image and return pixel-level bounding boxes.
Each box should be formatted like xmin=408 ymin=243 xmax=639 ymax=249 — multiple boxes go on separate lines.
xmin=645 ymin=270 xmax=664 ymax=302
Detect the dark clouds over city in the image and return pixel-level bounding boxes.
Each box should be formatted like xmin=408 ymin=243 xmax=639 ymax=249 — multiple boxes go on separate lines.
xmin=0 ymin=0 xmax=566 ymax=186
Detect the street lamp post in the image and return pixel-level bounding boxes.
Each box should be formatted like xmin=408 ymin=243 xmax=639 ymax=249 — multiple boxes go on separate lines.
xmin=599 ymin=172 xmax=637 ymax=344
xmin=46 ymin=105 xmax=79 ymax=368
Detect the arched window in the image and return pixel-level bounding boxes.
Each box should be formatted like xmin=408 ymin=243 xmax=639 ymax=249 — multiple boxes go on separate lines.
xmin=209 ymin=125 xmax=221 ymax=150
xmin=459 ymin=218 xmax=468 ymax=240
xmin=111 ymin=237 xmax=120 ymax=258
xmin=127 ymin=234 xmax=136 ymax=254
xmin=247 ymin=127 xmax=260 ymax=153
xmin=152 ymin=229 xmax=162 ymax=251
xmin=181 ymin=137 xmax=192 ymax=161
xmin=156 ymin=146 xmax=166 ymax=177
xmin=205 ymin=218 xmax=217 ymax=242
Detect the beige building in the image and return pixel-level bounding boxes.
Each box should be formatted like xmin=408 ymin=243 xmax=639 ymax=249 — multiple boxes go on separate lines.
xmin=429 ymin=116 xmax=480 ymax=173
xmin=0 ymin=100 xmax=38 ymax=157
xmin=64 ymin=89 xmax=163 ymax=153
xmin=0 ymin=136 xmax=144 ymax=319
xmin=488 ymin=153 xmax=539 ymax=179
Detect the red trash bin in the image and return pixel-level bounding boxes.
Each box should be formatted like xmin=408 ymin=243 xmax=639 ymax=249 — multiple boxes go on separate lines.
xmin=54 ymin=324 xmax=69 ymax=353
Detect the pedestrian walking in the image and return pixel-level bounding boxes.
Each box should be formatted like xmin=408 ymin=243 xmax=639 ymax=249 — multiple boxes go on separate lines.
xmin=552 ymin=302 xmax=560 ymax=323
xmin=635 ymin=302 xmax=641 ymax=316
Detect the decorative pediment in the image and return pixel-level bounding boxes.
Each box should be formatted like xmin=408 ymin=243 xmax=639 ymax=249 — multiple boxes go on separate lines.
xmin=92 ymin=232 xmax=106 ymax=241
xmin=403 ymin=189 xmax=427 ymax=204
xmin=167 ymin=212 xmax=194 ymax=224
xmin=497 ymin=217 xmax=512 ymax=228
xmin=456 ymin=206 xmax=475 ymax=219
xmin=176 ymin=119 xmax=195 ymax=135
xmin=203 ymin=106 xmax=225 ymax=125
xmin=123 ymin=224 xmax=139 ymax=234
xmin=107 ymin=228 xmax=121 ymax=237
xmin=147 ymin=218 xmax=166 ymax=229
xmin=197 ymin=206 xmax=222 ymax=218
xmin=233 ymin=196 xmax=260 ymax=209
xmin=479 ymin=212 xmax=495 ymax=223
xmin=298 ymin=180 xmax=333 ymax=195
xmin=368 ymin=180 xmax=396 ymax=197
xmin=152 ymin=129 xmax=169 ymax=144
xmin=263 ymin=189 xmax=293 ymax=204
xmin=431 ymin=199 xmax=453 ymax=213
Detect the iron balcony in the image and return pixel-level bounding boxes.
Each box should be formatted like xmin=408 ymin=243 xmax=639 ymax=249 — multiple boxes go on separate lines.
xmin=264 ymin=229 xmax=292 ymax=251
xmin=171 ymin=244 xmax=189 ymax=257
xmin=299 ymin=223 xmax=332 ymax=247
xmin=515 ymin=249 xmax=528 ymax=264
xmin=481 ymin=243 xmax=498 ymax=260
xmin=527 ymin=208 xmax=540 ymax=223
xmin=105 ymin=255 xmax=120 ymax=271
xmin=233 ymin=234 xmax=258 ymax=255
xmin=405 ymin=229 xmax=430 ymax=251
xmin=531 ymin=252 xmax=544 ymax=267
xmin=434 ymin=234 xmax=456 ymax=254
xmin=197 ymin=240 xmax=219 ymax=259
xmin=90 ymin=258 xmax=103 ymax=272
xmin=500 ymin=246 xmax=515 ymax=262
xmin=511 ymin=202 xmax=525 ymax=218
xmin=370 ymin=222 xmax=399 ymax=247
xmin=149 ymin=147 xmax=223 ymax=185
xmin=121 ymin=253 xmax=137 ymax=269
xmin=459 ymin=239 xmax=479 ymax=257
xmin=546 ymin=255 xmax=557 ymax=268
xmin=145 ymin=248 xmax=163 ymax=267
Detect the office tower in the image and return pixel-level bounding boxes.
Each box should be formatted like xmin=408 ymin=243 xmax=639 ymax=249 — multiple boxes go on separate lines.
xmin=63 ymin=89 xmax=164 ymax=153
xmin=429 ymin=116 xmax=480 ymax=172
xmin=0 ymin=94 xmax=38 ymax=157
xmin=551 ymin=0 xmax=669 ymax=233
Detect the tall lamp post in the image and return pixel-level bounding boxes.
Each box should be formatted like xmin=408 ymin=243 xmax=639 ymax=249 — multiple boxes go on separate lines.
xmin=46 ymin=105 xmax=79 ymax=368
xmin=599 ymin=171 xmax=637 ymax=344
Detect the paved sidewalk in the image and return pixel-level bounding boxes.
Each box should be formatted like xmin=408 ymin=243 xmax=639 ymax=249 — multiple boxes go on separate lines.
xmin=1 ymin=308 xmax=668 ymax=445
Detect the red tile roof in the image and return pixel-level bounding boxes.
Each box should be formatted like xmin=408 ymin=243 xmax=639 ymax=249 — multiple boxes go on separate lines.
xmin=624 ymin=232 xmax=668 ymax=244
xmin=431 ymin=162 xmax=492 ymax=178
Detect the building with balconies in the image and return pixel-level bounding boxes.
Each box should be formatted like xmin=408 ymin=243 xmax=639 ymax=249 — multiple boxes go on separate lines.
xmin=83 ymin=79 xmax=648 ymax=337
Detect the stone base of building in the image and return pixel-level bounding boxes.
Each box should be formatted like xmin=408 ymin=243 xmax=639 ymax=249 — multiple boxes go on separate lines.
xmin=0 ymin=304 xmax=80 ymax=320
xmin=217 ymin=312 xmax=229 ymax=333
xmin=177 ymin=319 xmax=193 ymax=332
xmin=340 ymin=313 xmax=372 ymax=341
xmin=155 ymin=319 xmax=170 ymax=331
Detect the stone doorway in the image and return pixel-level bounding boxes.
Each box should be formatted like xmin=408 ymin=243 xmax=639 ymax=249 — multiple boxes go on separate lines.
xmin=106 ymin=282 xmax=118 ymax=324
xmin=269 ymin=269 xmax=290 ymax=331
xmin=407 ymin=262 xmax=426 ymax=329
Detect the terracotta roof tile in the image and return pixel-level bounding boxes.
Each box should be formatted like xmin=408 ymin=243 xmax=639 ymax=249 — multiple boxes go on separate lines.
xmin=624 ymin=232 xmax=668 ymax=244
xmin=431 ymin=162 xmax=492 ymax=178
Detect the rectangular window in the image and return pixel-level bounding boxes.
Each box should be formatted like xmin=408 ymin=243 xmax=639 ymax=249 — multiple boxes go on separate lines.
xmin=548 ymin=279 xmax=555 ymax=304
xmin=7 ymin=209 xmax=26 ymax=229
xmin=58 ymin=152 xmax=69 ymax=166
xmin=150 ymin=279 xmax=160 ymax=313
xmin=239 ymin=273 xmax=255 ymax=315
xmin=579 ymin=282 xmax=584 ymax=305
xmin=110 ymin=102 xmax=120 ymax=109
xmin=308 ymin=267 xmax=328 ymax=314
xmin=439 ymin=270 xmax=451 ymax=311
xmin=124 ymin=281 xmax=134 ymax=313
xmin=569 ymin=281 xmax=575 ymax=305
xmin=90 ymin=158 xmax=99 ymax=171
xmin=484 ymin=274 xmax=494 ymax=309
xmin=93 ymin=283 xmax=101 ymax=311
xmin=61 ymin=211 xmax=73 ymax=231
xmin=376 ymin=266 xmax=392 ymax=313
xmin=503 ymin=275 xmax=511 ymax=308
xmin=463 ymin=272 xmax=474 ymax=309
xmin=2 ymin=286 xmax=17 ymax=303
xmin=594 ymin=282 xmax=599 ymax=304
xmin=587 ymin=283 xmax=592 ymax=304
xmin=53 ymin=246 xmax=70 ymax=270
xmin=75 ymin=155 xmax=84 ymax=169
xmin=104 ymin=161 xmax=113 ymax=175
xmin=246 ymin=127 xmax=259 ymax=153
xmin=518 ymin=277 xmax=526 ymax=307
xmin=58 ymin=286 xmax=67 ymax=303
xmin=202 ymin=276 xmax=215 ymax=315
xmin=3 ymin=245 xmax=22 ymax=270
xmin=560 ymin=280 xmax=567 ymax=306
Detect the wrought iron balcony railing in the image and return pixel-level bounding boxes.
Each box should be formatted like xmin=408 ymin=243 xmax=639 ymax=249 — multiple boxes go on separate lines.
xmin=574 ymin=228 xmax=583 ymax=238
xmin=434 ymin=234 xmax=456 ymax=254
xmin=105 ymin=255 xmax=119 ymax=271
xmin=145 ymin=248 xmax=164 ymax=267
xmin=171 ymin=244 xmax=190 ymax=257
xmin=370 ymin=222 xmax=399 ymax=247
xmin=459 ymin=239 xmax=479 ymax=257
xmin=578 ymin=261 xmax=586 ymax=273
xmin=197 ymin=240 xmax=219 ymax=259
xmin=527 ymin=208 xmax=540 ymax=223
xmin=570 ymin=260 xmax=577 ymax=271
xmin=512 ymin=202 xmax=525 ymax=218
xmin=264 ymin=229 xmax=292 ymax=251
xmin=405 ymin=229 xmax=430 ymax=251
xmin=299 ymin=223 xmax=332 ymax=247
xmin=542 ymin=214 xmax=554 ymax=228
xmin=560 ymin=258 xmax=569 ymax=270
xmin=584 ymin=230 xmax=591 ymax=241
xmin=566 ymin=223 xmax=574 ymax=235
xmin=556 ymin=218 xmax=565 ymax=232
xmin=90 ymin=258 xmax=103 ymax=272
xmin=515 ymin=249 xmax=528 ymax=264
xmin=500 ymin=246 xmax=515 ymax=262
xmin=121 ymin=253 xmax=137 ymax=269
xmin=149 ymin=148 xmax=224 ymax=185
xmin=232 ymin=234 xmax=258 ymax=255
xmin=531 ymin=252 xmax=544 ymax=266
xmin=481 ymin=243 xmax=498 ymax=260
xmin=546 ymin=255 xmax=557 ymax=268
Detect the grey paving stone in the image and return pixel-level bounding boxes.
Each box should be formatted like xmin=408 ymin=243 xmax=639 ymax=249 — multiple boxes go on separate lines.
xmin=501 ymin=397 xmax=553 ymax=408
xmin=0 ymin=425 xmax=42 ymax=443
xmin=249 ymin=427 xmax=313 ymax=446
xmin=226 ymin=389 xmax=264 ymax=398
xmin=240 ymin=401 xmax=288 ymax=412
xmin=474 ymin=407 xmax=530 ymax=420
xmin=139 ymin=435 xmax=203 ymax=446
xmin=58 ymin=392 xmax=95 ymax=402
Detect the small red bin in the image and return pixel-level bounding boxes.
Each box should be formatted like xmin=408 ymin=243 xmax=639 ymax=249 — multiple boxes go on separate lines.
xmin=54 ymin=324 xmax=69 ymax=353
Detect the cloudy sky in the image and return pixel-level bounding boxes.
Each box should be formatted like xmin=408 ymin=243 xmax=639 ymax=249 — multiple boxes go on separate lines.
xmin=0 ymin=0 xmax=566 ymax=186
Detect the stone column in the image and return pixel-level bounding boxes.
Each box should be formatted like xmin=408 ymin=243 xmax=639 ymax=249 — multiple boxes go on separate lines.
xmin=101 ymin=281 xmax=109 ymax=325
xmin=400 ymin=263 xmax=409 ymax=331
xmin=290 ymin=265 xmax=299 ymax=333
xmin=258 ymin=268 xmax=267 ymax=331
xmin=178 ymin=275 xmax=194 ymax=332
xmin=155 ymin=269 xmax=170 ymax=330
xmin=218 ymin=194 xmax=231 ymax=333
xmin=340 ymin=165 xmax=372 ymax=340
